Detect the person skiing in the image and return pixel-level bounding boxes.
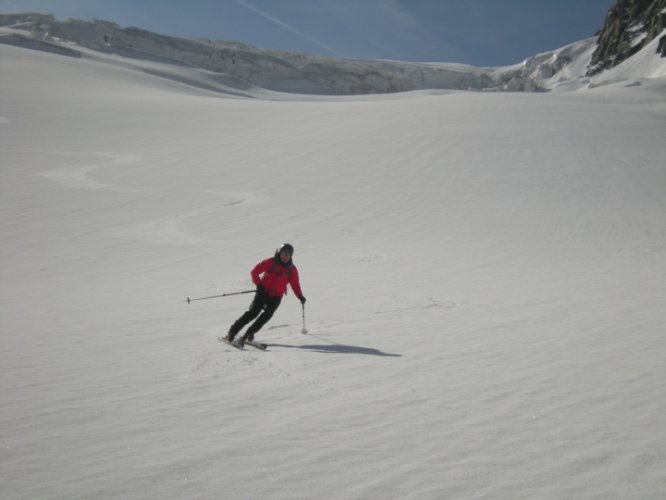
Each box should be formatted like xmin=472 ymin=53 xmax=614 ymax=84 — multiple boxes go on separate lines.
xmin=224 ymin=243 xmax=306 ymax=346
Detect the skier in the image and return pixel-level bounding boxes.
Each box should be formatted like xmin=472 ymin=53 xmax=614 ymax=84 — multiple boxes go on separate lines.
xmin=224 ymin=243 xmax=306 ymax=346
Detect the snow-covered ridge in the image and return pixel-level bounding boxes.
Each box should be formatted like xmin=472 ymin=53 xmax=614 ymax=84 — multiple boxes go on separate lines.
xmin=1 ymin=12 xmax=664 ymax=95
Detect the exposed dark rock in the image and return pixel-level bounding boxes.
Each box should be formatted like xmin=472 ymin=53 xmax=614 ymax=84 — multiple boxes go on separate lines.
xmin=587 ymin=0 xmax=665 ymax=75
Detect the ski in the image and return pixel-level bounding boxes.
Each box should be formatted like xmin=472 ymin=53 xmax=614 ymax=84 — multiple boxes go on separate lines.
xmin=216 ymin=336 xmax=267 ymax=351
xmin=245 ymin=340 xmax=268 ymax=351
xmin=217 ymin=336 xmax=245 ymax=350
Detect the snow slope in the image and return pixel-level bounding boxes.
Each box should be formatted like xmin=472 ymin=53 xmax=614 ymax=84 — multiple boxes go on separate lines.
xmin=1 ymin=40 xmax=666 ymax=499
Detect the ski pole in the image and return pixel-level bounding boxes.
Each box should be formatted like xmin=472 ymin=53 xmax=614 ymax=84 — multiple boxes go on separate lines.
xmin=301 ymin=303 xmax=308 ymax=334
xmin=185 ymin=290 xmax=254 ymax=304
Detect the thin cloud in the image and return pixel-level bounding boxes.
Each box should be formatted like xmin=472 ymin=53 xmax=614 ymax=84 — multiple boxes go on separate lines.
xmin=232 ymin=0 xmax=341 ymax=55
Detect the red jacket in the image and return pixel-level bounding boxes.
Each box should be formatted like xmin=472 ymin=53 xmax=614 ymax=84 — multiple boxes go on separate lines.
xmin=251 ymin=257 xmax=303 ymax=299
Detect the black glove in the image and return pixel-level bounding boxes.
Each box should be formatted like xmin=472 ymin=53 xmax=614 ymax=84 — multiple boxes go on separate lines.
xmin=299 ymin=295 xmax=306 ymax=305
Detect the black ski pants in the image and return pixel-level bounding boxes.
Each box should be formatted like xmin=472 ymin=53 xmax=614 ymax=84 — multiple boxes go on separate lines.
xmin=229 ymin=287 xmax=281 ymax=339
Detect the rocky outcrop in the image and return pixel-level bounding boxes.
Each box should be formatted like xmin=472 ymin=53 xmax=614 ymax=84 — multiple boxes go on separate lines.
xmin=587 ymin=0 xmax=665 ymax=75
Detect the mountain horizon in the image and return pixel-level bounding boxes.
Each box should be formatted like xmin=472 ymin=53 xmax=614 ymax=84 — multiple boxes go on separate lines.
xmin=1 ymin=6 xmax=664 ymax=95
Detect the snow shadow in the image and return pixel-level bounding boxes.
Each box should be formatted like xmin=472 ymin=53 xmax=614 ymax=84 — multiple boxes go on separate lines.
xmin=271 ymin=342 xmax=401 ymax=357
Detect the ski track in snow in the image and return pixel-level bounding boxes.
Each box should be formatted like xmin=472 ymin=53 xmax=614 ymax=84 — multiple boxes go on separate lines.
xmin=33 ymin=150 xmax=272 ymax=247
xmin=37 ymin=150 xmax=145 ymax=192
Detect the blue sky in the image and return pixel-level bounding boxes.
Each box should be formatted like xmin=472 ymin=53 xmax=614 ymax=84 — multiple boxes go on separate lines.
xmin=1 ymin=0 xmax=615 ymax=66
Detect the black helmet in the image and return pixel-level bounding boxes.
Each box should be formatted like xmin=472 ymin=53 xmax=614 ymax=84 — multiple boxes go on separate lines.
xmin=277 ymin=243 xmax=294 ymax=255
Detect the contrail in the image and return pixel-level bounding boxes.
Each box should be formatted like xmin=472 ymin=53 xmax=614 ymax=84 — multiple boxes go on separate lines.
xmin=233 ymin=0 xmax=340 ymax=55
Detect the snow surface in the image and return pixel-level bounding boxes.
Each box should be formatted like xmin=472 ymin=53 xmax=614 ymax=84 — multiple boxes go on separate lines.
xmin=1 ymin=37 xmax=666 ymax=500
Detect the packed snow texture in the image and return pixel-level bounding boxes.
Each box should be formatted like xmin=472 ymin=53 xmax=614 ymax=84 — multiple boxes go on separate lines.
xmin=1 ymin=29 xmax=666 ymax=500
